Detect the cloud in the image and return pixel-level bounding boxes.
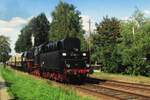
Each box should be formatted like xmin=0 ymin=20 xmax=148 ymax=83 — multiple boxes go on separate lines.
xmin=144 ymin=10 xmax=150 ymax=16
xmin=0 ymin=17 xmax=29 ymax=55
xmin=0 ymin=17 xmax=27 ymax=28
xmin=121 ymin=16 xmax=130 ymax=21
xmin=81 ymin=15 xmax=95 ymax=33
xmin=47 ymin=16 xmax=52 ymax=22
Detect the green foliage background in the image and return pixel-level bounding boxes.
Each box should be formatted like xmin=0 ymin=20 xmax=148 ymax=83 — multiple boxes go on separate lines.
xmin=91 ymin=8 xmax=150 ymax=76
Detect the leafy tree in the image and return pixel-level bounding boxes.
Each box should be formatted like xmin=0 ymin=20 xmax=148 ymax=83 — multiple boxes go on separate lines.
xmin=49 ymin=1 xmax=85 ymax=49
xmin=0 ymin=35 xmax=11 ymax=63
xmin=29 ymin=13 xmax=50 ymax=46
xmin=15 ymin=26 xmax=32 ymax=53
xmin=120 ymin=20 xmax=150 ymax=76
xmin=92 ymin=16 xmax=121 ymax=72
xmin=96 ymin=16 xmax=121 ymax=43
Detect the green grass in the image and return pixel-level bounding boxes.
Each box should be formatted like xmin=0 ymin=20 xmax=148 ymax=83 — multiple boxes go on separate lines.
xmin=92 ymin=71 xmax=150 ymax=85
xmin=0 ymin=66 xmax=92 ymax=100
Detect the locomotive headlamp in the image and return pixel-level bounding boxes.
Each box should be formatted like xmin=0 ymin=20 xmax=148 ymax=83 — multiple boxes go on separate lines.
xmin=82 ymin=53 xmax=86 ymax=56
xmin=86 ymin=64 xmax=90 ymax=68
xmin=62 ymin=53 xmax=67 ymax=56
xmin=66 ymin=64 xmax=70 ymax=68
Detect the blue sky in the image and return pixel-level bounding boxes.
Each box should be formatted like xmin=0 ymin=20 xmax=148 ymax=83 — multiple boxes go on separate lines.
xmin=0 ymin=0 xmax=150 ymax=54
xmin=0 ymin=0 xmax=150 ymax=21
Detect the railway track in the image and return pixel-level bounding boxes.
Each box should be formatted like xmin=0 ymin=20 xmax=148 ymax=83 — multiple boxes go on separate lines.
xmin=75 ymin=78 xmax=150 ymax=100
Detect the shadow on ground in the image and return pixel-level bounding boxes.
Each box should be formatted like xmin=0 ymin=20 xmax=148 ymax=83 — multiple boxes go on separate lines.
xmin=0 ymin=82 xmax=6 ymax=90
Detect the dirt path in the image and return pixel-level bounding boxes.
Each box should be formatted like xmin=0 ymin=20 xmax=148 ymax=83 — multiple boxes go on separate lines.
xmin=0 ymin=75 xmax=11 ymax=100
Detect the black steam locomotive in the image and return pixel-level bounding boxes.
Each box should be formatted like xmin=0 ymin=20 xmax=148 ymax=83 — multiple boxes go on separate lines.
xmin=21 ymin=37 xmax=92 ymax=82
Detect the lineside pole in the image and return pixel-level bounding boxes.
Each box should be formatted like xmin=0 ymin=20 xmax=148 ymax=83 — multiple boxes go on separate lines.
xmin=88 ymin=19 xmax=92 ymax=66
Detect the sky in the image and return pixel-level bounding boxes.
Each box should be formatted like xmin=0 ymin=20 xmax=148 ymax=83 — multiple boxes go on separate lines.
xmin=0 ymin=0 xmax=150 ymax=54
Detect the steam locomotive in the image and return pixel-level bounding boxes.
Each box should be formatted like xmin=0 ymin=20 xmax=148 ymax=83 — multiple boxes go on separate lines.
xmin=9 ymin=37 xmax=92 ymax=82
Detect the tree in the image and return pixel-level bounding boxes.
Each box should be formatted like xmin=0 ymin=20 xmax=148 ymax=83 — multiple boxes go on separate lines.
xmin=49 ymin=1 xmax=84 ymax=42
xmin=15 ymin=26 xmax=32 ymax=53
xmin=118 ymin=8 xmax=150 ymax=76
xmin=0 ymin=35 xmax=11 ymax=63
xmin=120 ymin=15 xmax=150 ymax=76
xmin=29 ymin=13 xmax=50 ymax=46
xmin=96 ymin=16 xmax=121 ymax=44
xmin=92 ymin=16 xmax=121 ymax=72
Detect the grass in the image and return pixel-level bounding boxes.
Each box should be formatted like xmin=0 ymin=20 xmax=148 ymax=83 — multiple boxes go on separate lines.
xmin=0 ymin=66 xmax=92 ymax=100
xmin=92 ymin=71 xmax=150 ymax=85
